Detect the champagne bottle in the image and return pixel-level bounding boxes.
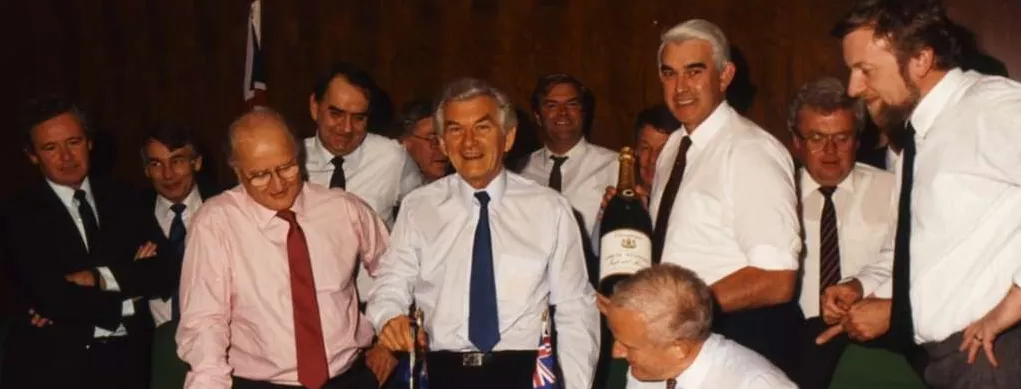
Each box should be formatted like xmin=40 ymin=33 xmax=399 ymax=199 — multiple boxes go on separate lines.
xmin=598 ymin=147 xmax=654 ymax=296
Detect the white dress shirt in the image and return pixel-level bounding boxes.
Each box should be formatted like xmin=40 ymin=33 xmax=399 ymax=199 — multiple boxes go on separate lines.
xmin=895 ymin=68 xmax=1021 ymax=344
xmin=520 ymin=138 xmax=619 ymax=238
xmin=149 ymin=186 xmax=203 ymax=327
xmin=304 ymin=133 xmax=424 ymax=301
xmin=367 ymin=170 xmax=599 ymax=389
xmin=46 ymin=178 xmax=133 ymax=337
xmin=798 ymin=164 xmax=897 ymax=318
xmin=648 ymin=103 xmax=801 ymax=284
xmin=626 ymin=334 xmax=796 ymax=389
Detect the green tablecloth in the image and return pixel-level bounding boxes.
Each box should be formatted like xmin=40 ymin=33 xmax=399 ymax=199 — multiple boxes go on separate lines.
xmin=151 ymin=321 xmax=189 ymax=389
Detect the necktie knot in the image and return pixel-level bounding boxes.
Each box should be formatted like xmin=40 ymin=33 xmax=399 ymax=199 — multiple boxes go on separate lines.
xmin=74 ymin=189 xmax=88 ymax=202
xmin=276 ymin=209 xmax=298 ymax=224
xmin=680 ymin=136 xmax=693 ymax=150
xmin=550 ymin=155 xmax=568 ymax=167
xmin=819 ymin=186 xmax=837 ymax=198
xmin=474 ymin=191 xmax=491 ymax=207
xmin=170 ymin=203 xmax=186 ymax=215
xmin=330 ymin=156 xmax=344 ymax=168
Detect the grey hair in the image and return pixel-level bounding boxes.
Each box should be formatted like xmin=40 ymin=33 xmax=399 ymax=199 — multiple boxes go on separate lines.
xmin=787 ymin=77 xmax=867 ymax=138
xmin=658 ymin=19 xmax=731 ymax=72
xmin=610 ymin=264 xmax=713 ymax=345
xmin=226 ymin=107 xmax=300 ymax=165
xmin=433 ymin=78 xmax=518 ymax=136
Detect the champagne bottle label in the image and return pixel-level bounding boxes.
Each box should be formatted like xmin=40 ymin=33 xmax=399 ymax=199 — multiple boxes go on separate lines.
xmin=599 ymin=228 xmax=652 ymax=279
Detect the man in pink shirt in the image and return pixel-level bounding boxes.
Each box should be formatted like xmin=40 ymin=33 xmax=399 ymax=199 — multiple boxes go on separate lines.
xmin=176 ymin=109 xmax=391 ymax=389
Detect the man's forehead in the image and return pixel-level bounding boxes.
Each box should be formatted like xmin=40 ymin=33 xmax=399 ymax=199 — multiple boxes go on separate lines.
xmin=545 ymin=83 xmax=581 ymax=100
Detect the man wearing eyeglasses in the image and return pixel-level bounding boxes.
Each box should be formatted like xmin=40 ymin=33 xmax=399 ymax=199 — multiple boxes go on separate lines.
xmin=395 ymin=99 xmax=450 ymax=183
xmin=177 ymin=109 xmax=391 ymax=389
xmin=787 ymin=77 xmax=899 ymax=389
xmin=137 ymin=123 xmax=222 ymax=389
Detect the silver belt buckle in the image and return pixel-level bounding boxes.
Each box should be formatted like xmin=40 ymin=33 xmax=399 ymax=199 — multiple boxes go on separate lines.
xmin=461 ymin=352 xmax=485 ymax=367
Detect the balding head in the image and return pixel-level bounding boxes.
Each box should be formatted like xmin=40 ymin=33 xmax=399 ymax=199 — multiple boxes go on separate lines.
xmin=228 ymin=108 xmax=304 ymax=211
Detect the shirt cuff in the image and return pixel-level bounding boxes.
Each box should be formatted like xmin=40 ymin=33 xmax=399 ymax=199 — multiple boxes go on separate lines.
xmin=745 ymin=245 xmax=798 ymax=271
xmin=122 ymin=299 xmax=135 ymax=317
xmin=870 ymin=279 xmax=893 ymax=299
xmin=369 ymin=304 xmax=404 ymax=335
xmin=1015 ymin=269 xmax=1021 ymax=288
xmin=97 ymin=266 xmax=120 ymax=292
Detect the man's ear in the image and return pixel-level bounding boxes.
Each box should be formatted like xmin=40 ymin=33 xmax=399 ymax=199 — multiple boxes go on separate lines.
xmin=193 ymin=155 xmax=204 ymax=172
xmin=719 ymin=61 xmax=736 ymax=92
xmin=596 ymin=293 xmax=611 ymax=315
xmin=309 ymin=94 xmax=320 ymax=122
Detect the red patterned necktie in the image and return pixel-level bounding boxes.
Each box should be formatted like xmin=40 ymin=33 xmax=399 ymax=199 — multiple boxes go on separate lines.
xmin=818 ymin=186 xmax=841 ymax=311
xmin=278 ymin=210 xmax=329 ymax=389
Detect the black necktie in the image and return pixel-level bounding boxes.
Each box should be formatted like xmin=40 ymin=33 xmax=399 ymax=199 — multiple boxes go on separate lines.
xmin=549 ymin=156 xmax=568 ymax=192
xmin=329 ymin=156 xmax=346 ymax=189
xmin=468 ymin=191 xmax=499 ymax=352
xmin=168 ymin=203 xmax=187 ymax=322
xmin=652 ymin=136 xmax=693 ymax=263
xmin=818 ymin=186 xmax=841 ymax=306
xmin=74 ymin=189 xmax=99 ymax=251
xmin=890 ymin=123 xmax=917 ymax=349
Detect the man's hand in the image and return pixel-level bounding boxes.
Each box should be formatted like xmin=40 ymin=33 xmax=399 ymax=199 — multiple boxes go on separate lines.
xmin=843 ymin=297 xmax=891 ymax=342
xmin=65 ymin=270 xmax=96 ymax=288
xmin=28 ymin=309 xmax=54 ymax=327
xmin=379 ymin=316 xmax=415 ymax=352
xmin=821 ymin=280 xmax=864 ymax=325
xmin=365 ymin=343 xmax=398 ymax=387
xmin=134 ymin=241 xmax=158 ymax=261
xmin=597 ymin=186 xmax=650 ymax=222
xmin=958 ymin=286 xmax=1021 ymax=368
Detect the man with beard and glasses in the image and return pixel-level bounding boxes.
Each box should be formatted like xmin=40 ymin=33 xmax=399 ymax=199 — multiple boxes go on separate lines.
xmin=605 ymin=19 xmax=803 ymax=378
xmin=817 ymin=0 xmax=1021 ymax=387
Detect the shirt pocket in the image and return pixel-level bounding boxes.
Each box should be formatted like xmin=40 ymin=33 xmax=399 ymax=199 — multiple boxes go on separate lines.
xmin=495 ymin=254 xmax=547 ymax=317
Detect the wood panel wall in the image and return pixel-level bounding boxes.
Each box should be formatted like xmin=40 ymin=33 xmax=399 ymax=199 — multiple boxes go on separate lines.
xmin=2 ymin=0 xmax=1018 ymax=198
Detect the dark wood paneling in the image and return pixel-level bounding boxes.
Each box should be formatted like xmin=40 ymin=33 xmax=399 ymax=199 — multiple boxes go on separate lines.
xmin=2 ymin=0 xmax=1019 ymax=200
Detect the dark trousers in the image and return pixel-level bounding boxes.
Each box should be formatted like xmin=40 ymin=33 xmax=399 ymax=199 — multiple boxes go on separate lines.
xmin=796 ymin=317 xmax=850 ymax=389
xmin=796 ymin=317 xmax=930 ymax=389
xmin=712 ymin=300 xmax=803 ymax=378
xmin=232 ymin=355 xmax=377 ymax=389
xmin=1 ymin=334 xmax=149 ymax=389
xmin=426 ymin=350 xmax=538 ymax=389
xmin=921 ymin=324 xmax=1021 ymax=389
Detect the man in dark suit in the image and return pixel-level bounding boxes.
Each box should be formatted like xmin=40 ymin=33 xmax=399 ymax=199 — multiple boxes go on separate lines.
xmin=0 ymin=97 xmax=160 ymax=388
xmin=136 ymin=122 xmax=221 ymax=389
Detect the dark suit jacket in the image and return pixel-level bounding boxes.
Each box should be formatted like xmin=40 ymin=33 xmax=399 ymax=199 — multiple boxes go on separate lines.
xmin=0 ymin=177 xmax=162 ymax=386
xmin=137 ymin=183 xmax=222 ymax=301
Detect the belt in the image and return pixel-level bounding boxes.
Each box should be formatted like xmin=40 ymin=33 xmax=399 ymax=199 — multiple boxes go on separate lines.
xmin=427 ymin=350 xmax=536 ymax=368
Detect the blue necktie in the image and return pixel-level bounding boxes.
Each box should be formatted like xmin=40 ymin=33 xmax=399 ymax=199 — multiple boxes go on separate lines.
xmin=469 ymin=191 xmax=500 ymax=352
xmin=168 ymin=203 xmax=186 ymax=322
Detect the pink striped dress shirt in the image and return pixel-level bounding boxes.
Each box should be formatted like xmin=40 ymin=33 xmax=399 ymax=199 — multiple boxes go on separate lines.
xmin=176 ymin=183 xmax=389 ymax=388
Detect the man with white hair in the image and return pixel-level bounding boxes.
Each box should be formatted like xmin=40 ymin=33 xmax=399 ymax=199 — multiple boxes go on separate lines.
xmin=367 ymin=78 xmax=599 ymax=389
xmin=600 ymin=264 xmax=796 ymax=389
xmin=643 ymin=19 xmax=803 ymax=374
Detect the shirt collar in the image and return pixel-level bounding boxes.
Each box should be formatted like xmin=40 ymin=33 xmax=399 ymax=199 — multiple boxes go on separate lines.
xmin=47 ymin=177 xmax=93 ymax=210
xmin=673 ymin=334 xmax=720 ymax=389
xmin=156 ymin=185 xmax=203 ymax=217
xmin=684 ymin=102 xmax=732 ymax=148
xmin=245 ymin=182 xmax=309 ymax=229
xmin=910 ymin=67 xmax=965 ymax=139
xmin=310 ymin=133 xmax=366 ymax=170
xmin=799 ymin=167 xmax=856 ymax=200
xmin=455 ymin=168 xmax=508 ymax=210
xmin=541 ymin=138 xmax=589 ymax=164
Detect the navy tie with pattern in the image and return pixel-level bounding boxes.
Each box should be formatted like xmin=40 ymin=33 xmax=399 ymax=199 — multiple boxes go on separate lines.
xmin=468 ymin=191 xmax=500 ymax=352
xmin=169 ymin=203 xmax=187 ymax=321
